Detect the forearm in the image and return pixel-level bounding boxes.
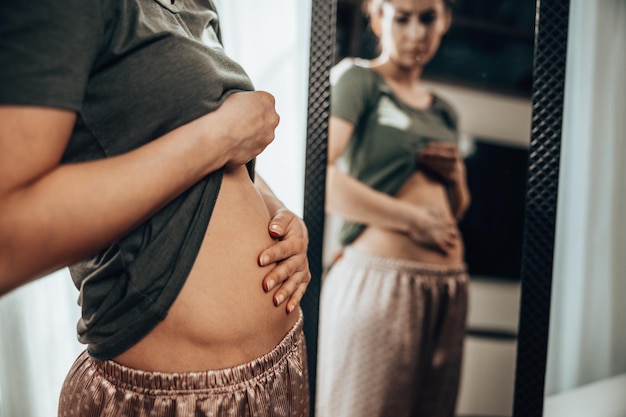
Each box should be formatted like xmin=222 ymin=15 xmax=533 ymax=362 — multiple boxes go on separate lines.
xmin=326 ymin=165 xmax=413 ymax=233
xmin=0 ymin=118 xmax=227 ymax=294
xmin=255 ymin=174 xmax=287 ymax=215
xmin=449 ymin=177 xmax=471 ymax=220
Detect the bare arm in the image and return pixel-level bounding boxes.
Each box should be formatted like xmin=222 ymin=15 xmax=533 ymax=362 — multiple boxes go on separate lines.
xmin=449 ymin=169 xmax=471 ymax=220
xmin=326 ymin=117 xmax=415 ymax=230
xmin=0 ymin=91 xmax=279 ymax=295
xmin=327 ymin=116 xmax=458 ymax=252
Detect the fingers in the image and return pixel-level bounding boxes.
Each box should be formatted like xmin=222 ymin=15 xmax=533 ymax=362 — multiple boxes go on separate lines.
xmin=286 ymin=282 xmax=309 ymax=314
xmin=267 ymin=208 xmax=292 ymax=239
xmin=418 ymin=144 xmax=462 ymax=182
xmin=260 ymin=211 xmax=308 ymax=266
xmin=220 ymin=91 xmax=280 ymax=167
xmin=260 ymin=241 xmax=306 ymax=292
xmin=419 ymin=142 xmax=459 ymax=161
xmin=418 ymin=148 xmax=458 ymax=165
xmin=262 ymin=255 xmax=311 ymax=313
xmin=422 ymin=141 xmax=458 ymax=153
xmin=434 ymin=228 xmax=459 ymax=255
xmin=259 ymin=232 xmax=306 ymax=267
xmin=275 ymin=271 xmax=311 ymax=313
xmin=423 ymin=159 xmax=456 ymax=173
xmin=259 ymin=210 xmax=310 ymax=313
xmin=410 ymin=206 xmax=459 ymax=255
xmin=429 ymin=210 xmax=458 ymax=253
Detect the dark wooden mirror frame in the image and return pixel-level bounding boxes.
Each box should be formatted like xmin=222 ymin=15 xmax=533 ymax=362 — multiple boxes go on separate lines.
xmin=300 ymin=0 xmax=571 ymax=416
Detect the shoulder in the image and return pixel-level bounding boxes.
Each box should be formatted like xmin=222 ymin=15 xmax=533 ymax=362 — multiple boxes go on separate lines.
xmin=329 ymin=58 xmax=381 ymax=123
xmin=0 ymin=0 xmax=107 ymax=109
xmin=0 ymin=0 xmax=105 ymax=27
xmin=330 ymin=58 xmax=379 ymax=87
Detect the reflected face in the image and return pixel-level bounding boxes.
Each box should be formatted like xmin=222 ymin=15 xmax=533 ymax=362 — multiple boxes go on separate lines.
xmin=373 ymin=0 xmax=451 ymax=69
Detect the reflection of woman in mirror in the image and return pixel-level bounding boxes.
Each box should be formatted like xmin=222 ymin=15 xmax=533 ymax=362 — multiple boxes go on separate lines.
xmin=316 ymin=0 xmax=469 ymax=416
xmin=0 ymin=1 xmax=311 ymax=415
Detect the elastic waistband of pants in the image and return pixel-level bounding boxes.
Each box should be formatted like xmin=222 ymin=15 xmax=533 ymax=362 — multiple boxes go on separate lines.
xmin=339 ymin=248 xmax=467 ymax=276
xmin=92 ymin=309 xmax=303 ymax=394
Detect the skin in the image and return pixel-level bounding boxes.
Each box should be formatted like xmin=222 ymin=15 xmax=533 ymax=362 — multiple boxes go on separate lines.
xmin=0 ymin=90 xmax=311 ymax=370
xmin=327 ymin=0 xmax=470 ymax=265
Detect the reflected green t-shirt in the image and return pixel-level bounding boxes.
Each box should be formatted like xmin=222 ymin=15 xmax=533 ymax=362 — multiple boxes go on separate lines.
xmin=331 ymin=58 xmax=459 ymax=246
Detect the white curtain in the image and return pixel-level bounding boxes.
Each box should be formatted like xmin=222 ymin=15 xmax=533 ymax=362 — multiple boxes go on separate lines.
xmin=0 ymin=2 xmax=311 ymax=416
xmin=545 ymin=0 xmax=626 ymax=396
xmin=0 ymin=269 xmax=83 ymax=417
xmin=214 ymin=0 xmax=312 ymax=216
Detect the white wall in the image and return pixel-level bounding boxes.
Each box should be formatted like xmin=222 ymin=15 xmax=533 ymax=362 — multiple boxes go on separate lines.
xmin=425 ymin=81 xmax=532 ymax=147
xmin=0 ymin=269 xmax=82 ymax=417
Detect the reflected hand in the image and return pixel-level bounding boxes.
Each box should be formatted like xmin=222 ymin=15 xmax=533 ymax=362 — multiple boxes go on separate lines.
xmin=417 ymin=142 xmax=464 ymax=184
xmin=407 ymin=206 xmax=458 ymax=254
xmin=258 ymin=208 xmax=311 ymax=313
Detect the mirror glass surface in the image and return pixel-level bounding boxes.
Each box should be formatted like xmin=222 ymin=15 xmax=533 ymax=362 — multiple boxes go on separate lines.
xmin=320 ymin=1 xmax=536 ymax=415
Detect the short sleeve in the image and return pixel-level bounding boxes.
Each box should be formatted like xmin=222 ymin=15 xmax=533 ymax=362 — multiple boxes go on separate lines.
xmin=432 ymin=94 xmax=460 ymax=142
xmin=0 ymin=0 xmax=104 ymax=110
xmin=330 ymin=59 xmax=377 ymax=125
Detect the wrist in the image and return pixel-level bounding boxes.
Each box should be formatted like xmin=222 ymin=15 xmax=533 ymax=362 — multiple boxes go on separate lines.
xmin=396 ymin=201 xmax=421 ymax=235
xmin=187 ymin=113 xmax=231 ymax=174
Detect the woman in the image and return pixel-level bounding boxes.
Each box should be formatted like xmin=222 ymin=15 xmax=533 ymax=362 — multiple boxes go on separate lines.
xmin=0 ymin=0 xmax=311 ymax=416
xmin=316 ymin=0 xmax=469 ymax=416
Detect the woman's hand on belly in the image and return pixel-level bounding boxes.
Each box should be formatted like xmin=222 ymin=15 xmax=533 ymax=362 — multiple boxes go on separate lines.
xmin=115 ymin=167 xmax=303 ymax=372
xmin=258 ymin=207 xmax=311 ymax=314
xmin=393 ymin=173 xmax=460 ymax=255
xmin=405 ymin=205 xmax=459 ymax=255
xmin=354 ymin=201 xmax=464 ymax=265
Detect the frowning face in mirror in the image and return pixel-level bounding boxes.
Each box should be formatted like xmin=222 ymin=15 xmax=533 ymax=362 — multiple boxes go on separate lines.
xmin=316 ymin=0 xmax=533 ymax=416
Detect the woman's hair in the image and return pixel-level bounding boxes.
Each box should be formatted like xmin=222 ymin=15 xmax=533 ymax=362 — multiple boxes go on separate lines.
xmin=364 ymin=0 xmax=456 ymax=18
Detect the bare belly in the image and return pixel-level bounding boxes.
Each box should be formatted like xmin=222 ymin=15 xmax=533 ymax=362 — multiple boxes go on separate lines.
xmin=351 ymin=171 xmax=464 ymax=266
xmin=114 ymin=166 xmax=299 ymax=372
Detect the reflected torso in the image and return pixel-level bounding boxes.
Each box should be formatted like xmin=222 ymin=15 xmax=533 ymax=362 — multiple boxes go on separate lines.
xmin=350 ymin=170 xmax=464 ymax=266
xmin=115 ymin=166 xmax=298 ymax=372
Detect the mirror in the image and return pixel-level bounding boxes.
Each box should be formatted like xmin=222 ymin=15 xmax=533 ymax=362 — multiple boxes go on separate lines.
xmin=302 ymin=0 xmax=572 ymax=416
xmin=326 ymin=0 xmax=532 ymax=415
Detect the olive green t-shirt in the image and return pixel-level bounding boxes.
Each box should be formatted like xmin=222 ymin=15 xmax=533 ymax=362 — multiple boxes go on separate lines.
xmin=0 ymin=0 xmax=255 ymax=359
xmin=331 ymin=59 xmax=459 ymax=246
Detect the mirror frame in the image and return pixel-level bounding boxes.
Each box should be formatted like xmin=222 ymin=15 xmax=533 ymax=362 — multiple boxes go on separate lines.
xmin=512 ymin=0 xmax=570 ymax=415
xmin=301 ymin=0 xmax=571 ymax=416
xmin=301 ymin=0 xmax=334 ymax=413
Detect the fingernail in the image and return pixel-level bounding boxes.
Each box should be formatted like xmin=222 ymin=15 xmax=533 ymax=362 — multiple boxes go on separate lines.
xmin=287 ymin=303 xmax=295 ymax=313
xmin=274 ymin=294 xmax=284 ymax=306
xmin=270 ymin=224 xmax=282 ymax=237
xmin=265 ymin=280 xmax=274 ymax=292
xmin=259 ymin=255 xmax=269 ymax=266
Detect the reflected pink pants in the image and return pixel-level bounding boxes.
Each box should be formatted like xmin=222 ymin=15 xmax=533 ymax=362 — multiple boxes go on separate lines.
xmin=316 ymin=248 xmax=468 ymax=417
xmin=58 ymin=312 xmax=309 ymax=417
